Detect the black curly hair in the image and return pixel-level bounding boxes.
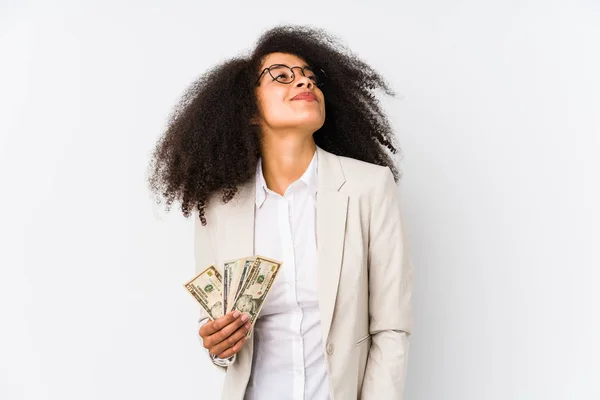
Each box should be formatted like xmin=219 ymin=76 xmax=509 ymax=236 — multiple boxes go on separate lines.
xmin=148 ymin=25 xmax=402 ymax=226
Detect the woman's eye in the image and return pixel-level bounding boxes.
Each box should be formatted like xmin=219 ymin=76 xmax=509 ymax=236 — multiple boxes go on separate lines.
xmin=273 ymin=72 xmax=292 ymax=81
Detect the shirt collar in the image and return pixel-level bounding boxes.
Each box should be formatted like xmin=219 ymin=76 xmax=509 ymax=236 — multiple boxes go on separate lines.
xmin=255 ymin=149 xmax=318 ymax=208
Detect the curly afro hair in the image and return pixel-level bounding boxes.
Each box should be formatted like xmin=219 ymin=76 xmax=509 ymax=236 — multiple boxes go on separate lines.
xmin=148 ymin=25 xmax=402 ymax=226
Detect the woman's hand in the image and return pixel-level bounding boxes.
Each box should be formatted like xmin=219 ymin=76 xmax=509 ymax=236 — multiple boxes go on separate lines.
xmin=199 ymin=311 xmax=251 ymax=359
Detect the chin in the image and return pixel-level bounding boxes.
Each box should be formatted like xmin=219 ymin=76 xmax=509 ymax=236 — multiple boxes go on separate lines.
xmin=296 ymin=113 xmax=325 ymax=128
xmin=270 ymin=113 xmax=325 ymax=132
xmin=295 ymin=120 xmax=324 ymax=133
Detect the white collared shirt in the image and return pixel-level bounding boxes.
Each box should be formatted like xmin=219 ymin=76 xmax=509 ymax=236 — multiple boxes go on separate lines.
xmin=200 ymin=149 xmax=330 ymax=400
xmin=244 ymin=149 xmax=329 ymax=400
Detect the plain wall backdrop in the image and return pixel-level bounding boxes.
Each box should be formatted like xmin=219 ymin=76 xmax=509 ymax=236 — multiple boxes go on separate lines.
xmin=1 ymin=1 xmax=598 ymax=399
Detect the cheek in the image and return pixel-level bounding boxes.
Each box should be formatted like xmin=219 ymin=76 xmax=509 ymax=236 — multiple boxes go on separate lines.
xmin=258 ymin=93 xmax=288 ymax=121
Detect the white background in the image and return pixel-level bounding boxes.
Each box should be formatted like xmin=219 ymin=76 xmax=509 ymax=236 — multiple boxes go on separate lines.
xmin=1 ymin=1 xmax=598 ymax=399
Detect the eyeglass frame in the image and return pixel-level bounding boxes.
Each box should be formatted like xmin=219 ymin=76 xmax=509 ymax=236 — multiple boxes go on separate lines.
xmin=255 ymin=64 xmax=327 ymax=87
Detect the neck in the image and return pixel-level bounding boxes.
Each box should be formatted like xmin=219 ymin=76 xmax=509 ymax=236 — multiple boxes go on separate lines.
xmin=259 ymin=133 xmax=316 ymax=196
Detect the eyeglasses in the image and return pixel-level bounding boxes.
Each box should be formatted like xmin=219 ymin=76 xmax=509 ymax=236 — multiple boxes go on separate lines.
xmin=256 ymin=64 xmax=326 ymax=87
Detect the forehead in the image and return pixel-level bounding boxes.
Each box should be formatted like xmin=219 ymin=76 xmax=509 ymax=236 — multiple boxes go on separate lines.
xmin=260 ymin=52 xmax=309 ymax=69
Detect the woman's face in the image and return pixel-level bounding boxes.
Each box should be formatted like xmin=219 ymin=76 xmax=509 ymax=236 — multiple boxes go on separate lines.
xmin=254 ymin=52 xmax=326 ymax=137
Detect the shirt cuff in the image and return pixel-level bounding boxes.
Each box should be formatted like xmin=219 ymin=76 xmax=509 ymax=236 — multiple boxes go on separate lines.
xmin=198 ymin=317 xmax=237 ymax=366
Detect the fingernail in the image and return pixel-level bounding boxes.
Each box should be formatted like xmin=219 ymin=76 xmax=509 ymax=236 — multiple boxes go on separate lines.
xmin=241 ymin=314 xmax=248 ymax=322
xmin=245 ymin=322 xmax=251 ymax=329
xmin=233 ymin=311 xmax=240 ymax=318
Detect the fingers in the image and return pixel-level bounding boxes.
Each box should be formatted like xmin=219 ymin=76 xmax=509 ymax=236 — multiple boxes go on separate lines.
xmin=199 ymin=311 xmax=238 ymax=337
xmin=216 ymin=335 xmax=246 ymax=359
xmin=210 ymin=312 xmax=247 ymax=343
xmin=199 ymin=311 xmax=250 ymax=350
xmin=210 ymin=321 xmax=251 ymax=357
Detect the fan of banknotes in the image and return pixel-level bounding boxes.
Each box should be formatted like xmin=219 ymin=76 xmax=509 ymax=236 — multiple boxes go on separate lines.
xmin=184 ymin=256 xmax=283 ymax=336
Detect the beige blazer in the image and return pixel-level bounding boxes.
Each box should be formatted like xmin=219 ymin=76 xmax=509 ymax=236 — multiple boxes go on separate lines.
xmin=194 ymin=146 xmax=413 ymax=400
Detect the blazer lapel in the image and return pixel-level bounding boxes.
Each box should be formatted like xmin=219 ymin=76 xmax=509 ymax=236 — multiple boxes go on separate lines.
xmin=315 ymin=147 xmax=348 ymax=345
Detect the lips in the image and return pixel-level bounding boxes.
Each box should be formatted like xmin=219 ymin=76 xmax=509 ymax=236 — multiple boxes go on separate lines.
xmin=292 ymin=92 xmax=317 ymax=101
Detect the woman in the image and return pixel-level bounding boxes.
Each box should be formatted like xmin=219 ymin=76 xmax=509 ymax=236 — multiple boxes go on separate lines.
xmin=148 ymin=25 xmax=413 ymax=400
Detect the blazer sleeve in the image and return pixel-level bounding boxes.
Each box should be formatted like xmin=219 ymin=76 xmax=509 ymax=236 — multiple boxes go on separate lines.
xmin=360 ymin=167 xmax=414 ymax=399
xmin=193 ymin=210 xmax=236 ymax=370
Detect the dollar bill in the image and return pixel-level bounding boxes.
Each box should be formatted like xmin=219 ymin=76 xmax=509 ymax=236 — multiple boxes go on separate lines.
xmin=223 ymin=262 xmax=229 ymax=316
xmin=230 ymin=256 xmax=283 ymax=337
xmin=184 ymin=265 xmax=224 ymax=320
xmin=223 ymin=257 xmax=256 ymax=314
xmin=234 ymin=257 xmax=254 ymax=306
xmin=223 ymin=259 xmax=234 ymax=316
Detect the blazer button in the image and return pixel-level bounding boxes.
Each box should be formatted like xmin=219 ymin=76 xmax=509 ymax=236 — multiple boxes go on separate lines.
xmin=326 ymin=343 xmax=334 ymax=355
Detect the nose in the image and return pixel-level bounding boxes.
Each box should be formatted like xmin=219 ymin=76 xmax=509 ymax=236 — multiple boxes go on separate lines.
xmin=291 ymin=67 xmax=314 ymax=88
xmin=294 ymin=73 xmax=314 ymax=88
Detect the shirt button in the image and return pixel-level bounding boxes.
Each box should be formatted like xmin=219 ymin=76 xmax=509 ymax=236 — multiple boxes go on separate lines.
xmin=326 ymin=342 xmax=334 ymax=355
